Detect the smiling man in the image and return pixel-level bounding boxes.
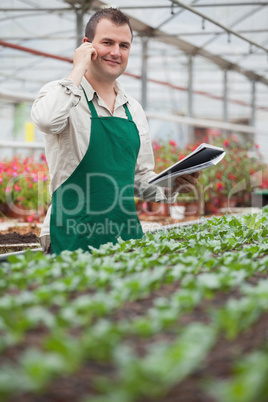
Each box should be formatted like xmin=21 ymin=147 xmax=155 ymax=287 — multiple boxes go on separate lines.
xmin=31 ymin=7 xmax=200 ymax=255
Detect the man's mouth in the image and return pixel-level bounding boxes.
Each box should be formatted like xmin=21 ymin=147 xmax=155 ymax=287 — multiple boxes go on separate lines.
xmin=104 ymin=59 xmax=120 ymax=65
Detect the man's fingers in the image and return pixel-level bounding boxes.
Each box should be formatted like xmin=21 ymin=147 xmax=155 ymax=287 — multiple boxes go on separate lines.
xmin=175 ymin=174 xmax=197 ymax=187
xmin=172 ymin=171 xmax=201 ymax=193
xmin=172 ymin=179 xmax=194 ymax=193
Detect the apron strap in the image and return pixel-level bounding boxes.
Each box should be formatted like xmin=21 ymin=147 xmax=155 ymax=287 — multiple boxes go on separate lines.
xmin=123 ymin=103 xmax=133 ymax=121
xmin=81 ymin=86 xmax=98 ymax=118
xmin=82 ymin=85 xmax=133 ymax=121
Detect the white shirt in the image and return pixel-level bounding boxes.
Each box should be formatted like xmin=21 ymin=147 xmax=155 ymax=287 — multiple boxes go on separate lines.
xmin=31 ymin=76 xmax=176 ymax=249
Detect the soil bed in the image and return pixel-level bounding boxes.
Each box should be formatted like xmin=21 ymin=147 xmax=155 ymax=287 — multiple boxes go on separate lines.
xmin=0 ymin=224 xmax=40 ymax=253
xmin=0 ymin=231 xmax=38 ymax=245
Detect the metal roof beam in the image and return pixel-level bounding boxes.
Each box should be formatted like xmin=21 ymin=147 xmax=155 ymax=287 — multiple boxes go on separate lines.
xmin=129 ymin=24 xmax=268 ymax=84
xmin=0 ymin=88 xmax=35 ymax=102
xmin=171 ymin=0 xmax=268 ymax=55
xmin=191 ymin=2 xmax=268 ymax=6
xmin=173 ymin=29 xmax=268 ymax=37
xmin=0 ymin=8 xmax=73 ymax=12
xmin=200 ymin=3 xmax=267 ymax=48
xmin=156 ymin=0 xmax=200 ymax=31
xmin=92 ymin=2 xmax=268 ymax=9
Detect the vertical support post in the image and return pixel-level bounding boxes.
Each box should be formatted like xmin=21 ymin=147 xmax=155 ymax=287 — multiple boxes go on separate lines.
xmin=223 ymin=69 xmax=228 ymax=123
xmin=141 ymin=37 xmax=148 ymax=110
xmin=250 ymin=80 xmax=256 ymax=127
xmin=76 ymin=8 xmax=84 ymax=48
xmin=187 ymin=54 xmax=194 ymax=142
xmin=187 ymin=54 xmax=193 ymax=118
xmin=223 ymin=69 xmax=228 ymax=137
xmin=250 ymin=80 xmax=256 ymax=145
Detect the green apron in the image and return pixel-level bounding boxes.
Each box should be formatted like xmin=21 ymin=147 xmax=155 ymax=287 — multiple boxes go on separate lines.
xmin=50 ymin=88 xmax=143 ymax=254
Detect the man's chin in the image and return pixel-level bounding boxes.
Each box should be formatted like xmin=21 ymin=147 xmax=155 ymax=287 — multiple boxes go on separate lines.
xmin=105 ymin=67 xmax=124 ymax=80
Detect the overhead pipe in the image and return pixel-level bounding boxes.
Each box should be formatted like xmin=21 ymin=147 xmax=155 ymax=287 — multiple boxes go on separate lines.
xmin=0 ymin=40 xmax=73 ymax=63
xmin=0 ymin=40 xmax=268 ymax=112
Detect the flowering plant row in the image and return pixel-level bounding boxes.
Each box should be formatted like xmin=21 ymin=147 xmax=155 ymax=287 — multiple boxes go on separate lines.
xmin=0 ymin=135 xmax=267 ymax=222
xmin=0 ymin=154 xmax=50 ymax=221
xmin=152 ymin=135 xmax=267 ymax=212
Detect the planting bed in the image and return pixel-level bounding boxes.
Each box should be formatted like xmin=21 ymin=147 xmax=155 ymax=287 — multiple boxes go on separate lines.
xmin=0 ymin=225 xmax=40 ymax=254
xmin=1 ymin=209 xmax=268 ymax=402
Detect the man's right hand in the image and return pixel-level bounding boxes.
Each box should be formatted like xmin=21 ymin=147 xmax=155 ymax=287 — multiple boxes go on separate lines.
xmin=67 ymin=42 xmax=97 ymax=87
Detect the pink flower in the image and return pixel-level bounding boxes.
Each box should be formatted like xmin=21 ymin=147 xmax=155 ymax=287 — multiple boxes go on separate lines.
xmin=153 ymin=141 xmax=161 ymax=151
xmin=207 ymin=128 xmax=221 ymax=136
xmin=12 ymin=172 xmax=18 ymax=177
xmin=5 ymin=187 xmax=11 ymax=193
xmin=169 ymin=140 xmax=177 ymax=147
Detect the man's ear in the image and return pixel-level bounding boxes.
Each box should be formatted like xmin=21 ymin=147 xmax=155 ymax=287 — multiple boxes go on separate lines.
xmin=82 ymin=37 xmax=89 ymax=43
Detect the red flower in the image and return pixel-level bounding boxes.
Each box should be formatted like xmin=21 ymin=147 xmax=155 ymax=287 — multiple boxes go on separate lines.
xmin=40 ymin=153 xmax=47 ymax=162
xmin=228 ymin=173 xmax=236 ymax=181
xmin=223 ymin=139 xmax=229 ymax=147
xmin=216 ymin=182 xmax=224 ymax=190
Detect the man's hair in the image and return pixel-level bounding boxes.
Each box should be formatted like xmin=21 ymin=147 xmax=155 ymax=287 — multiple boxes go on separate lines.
xmin=85 ymin=7 xmax=133 ymax=41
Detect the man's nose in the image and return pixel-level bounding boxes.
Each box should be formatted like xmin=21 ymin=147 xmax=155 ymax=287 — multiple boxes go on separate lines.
xmin=110 ymin=44 xmax=120 ymax=57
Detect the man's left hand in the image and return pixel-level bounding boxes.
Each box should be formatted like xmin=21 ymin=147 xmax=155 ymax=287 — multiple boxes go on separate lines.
xmin=172 ymin=171 xmax=200 ymax=194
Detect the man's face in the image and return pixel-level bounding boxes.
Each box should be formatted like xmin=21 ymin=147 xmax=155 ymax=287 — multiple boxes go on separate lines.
xmin=90 ymin=18 xmax=132 ymax=82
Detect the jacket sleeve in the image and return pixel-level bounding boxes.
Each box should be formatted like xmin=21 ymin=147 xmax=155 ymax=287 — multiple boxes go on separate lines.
xmin=133 ymin=102 xmax=178 ymax=203
xmin=31 ymin=79 xmax=81 ymax=134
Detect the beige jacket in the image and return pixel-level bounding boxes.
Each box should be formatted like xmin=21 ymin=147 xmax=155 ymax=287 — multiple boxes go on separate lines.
xmin=31 ymin=76 xmax=176 ymax=252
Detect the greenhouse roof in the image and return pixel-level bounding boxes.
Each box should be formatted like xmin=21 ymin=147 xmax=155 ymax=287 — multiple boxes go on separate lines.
xmin=0 ymin=0 xmax=268 ymax=123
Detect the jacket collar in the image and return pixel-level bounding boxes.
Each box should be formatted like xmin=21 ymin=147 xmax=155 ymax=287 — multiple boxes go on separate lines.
xmin=81 ymin=76 xmax=130 ymax=107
